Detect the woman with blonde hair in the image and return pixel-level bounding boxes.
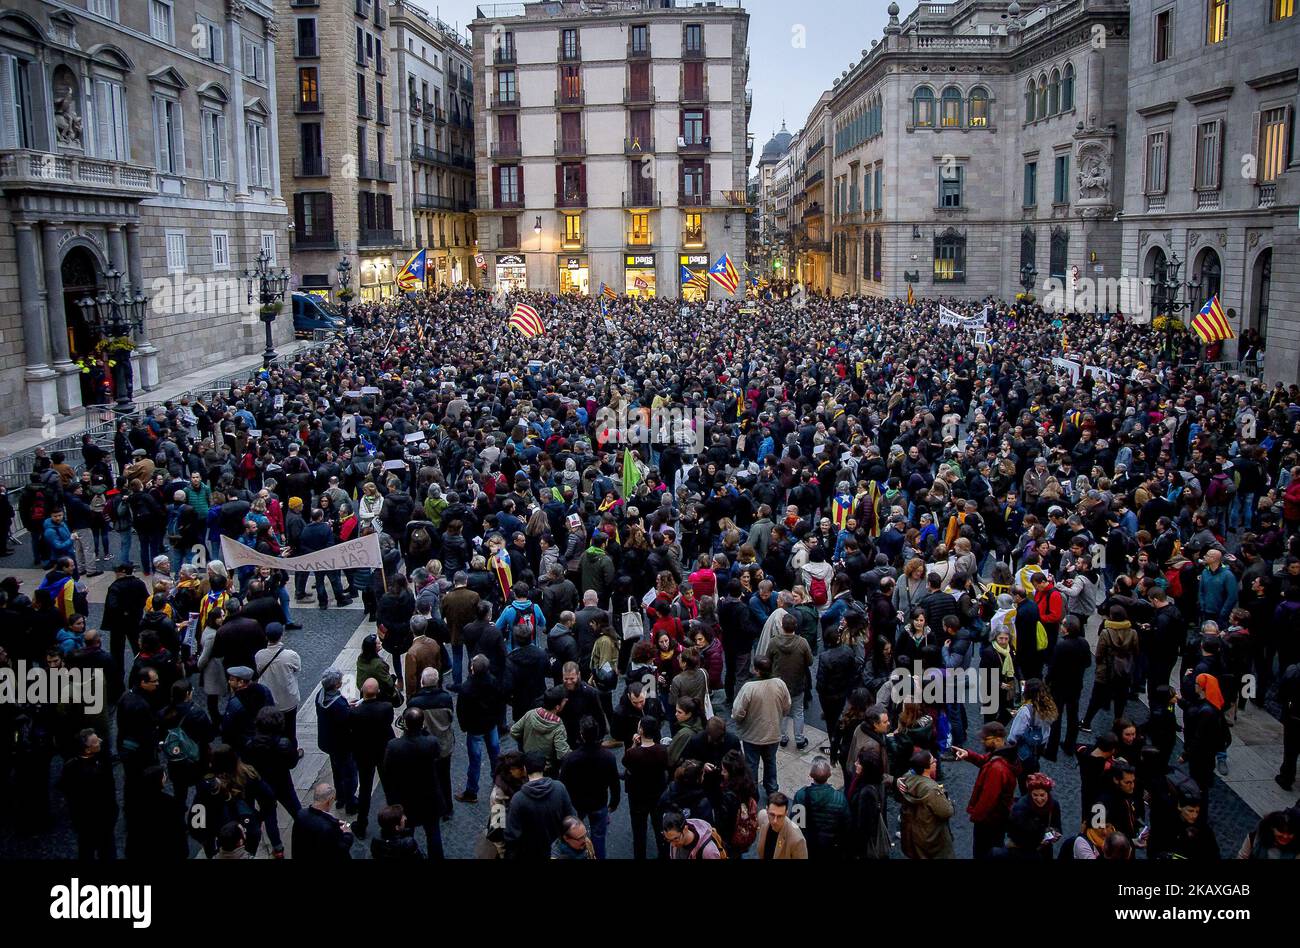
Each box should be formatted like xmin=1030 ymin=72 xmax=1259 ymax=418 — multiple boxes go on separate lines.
xmin=893 ymin=557 xmax=927 ymax=617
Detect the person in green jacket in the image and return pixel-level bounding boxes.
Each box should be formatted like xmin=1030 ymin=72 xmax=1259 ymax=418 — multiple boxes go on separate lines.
xmin=667 ymin=697 xmax=706 ymax=771
xmin=579 ymin=534 xmax=616 ymax=603
xmin=184 ymin=473 xmax=212 ymax=519
xmin=510 ymin=686 xmax=571 ymax=773
xmin=792 ymin=757 xmax=850 ymax=859
xmin=357 ymin=633 xmax=398 ymax=703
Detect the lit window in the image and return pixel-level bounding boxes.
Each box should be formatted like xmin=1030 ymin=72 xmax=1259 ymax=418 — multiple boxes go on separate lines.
xmin=913 ymin=87 xmax=934 ymax=127
xmin=1207 ymin=0 xmax=1229 ymax=44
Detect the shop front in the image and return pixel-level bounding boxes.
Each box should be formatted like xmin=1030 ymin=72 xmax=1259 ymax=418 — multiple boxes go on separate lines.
xmin=559 ymin=255 xmax=589 ymax=295
xmin=679 ymin=252 xmax=709 ymax=302
xmin=624 ymin=254 xmax=657 ymax=299
xmin=359 ymin=257 xmax=397 ymax=302
xmin=495 ymin=253 xmax=527 ymax=292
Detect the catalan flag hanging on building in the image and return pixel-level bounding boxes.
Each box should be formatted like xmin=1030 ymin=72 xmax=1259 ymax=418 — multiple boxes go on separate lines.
xmin=508 ymin=302 xmax=544 ymax=338
xmin=396 ymin=249 xmax=427 ymax=292
xmin=681 ymin=265 xmax=708 ymax=293
xmin=708 ymin=252 xmax=740 ymax=294
xmin=1191 ymin=295 xmax=1234 ymax=343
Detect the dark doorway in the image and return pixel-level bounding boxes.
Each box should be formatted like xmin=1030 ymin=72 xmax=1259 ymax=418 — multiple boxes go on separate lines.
xmin=61 ymin=246 xmax=102 ymax=406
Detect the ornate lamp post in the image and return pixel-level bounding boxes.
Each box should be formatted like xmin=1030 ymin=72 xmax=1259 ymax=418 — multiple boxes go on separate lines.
xmin=76 ymin=268 xmax=146 ymax=413
xmin=1019 ymin=262 xmax=1038 ymax=296
xmin=1155 ymin=252 xmax=1201 ymax=361
xmin=243 ymin=248 xmax=290 ymax=367
xmin=335 ymin=256 xmax=354 ymax=323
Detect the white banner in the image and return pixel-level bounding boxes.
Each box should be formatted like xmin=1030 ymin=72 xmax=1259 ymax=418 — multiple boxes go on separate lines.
xmin=220 ymin=533 xmax=383 ymax=573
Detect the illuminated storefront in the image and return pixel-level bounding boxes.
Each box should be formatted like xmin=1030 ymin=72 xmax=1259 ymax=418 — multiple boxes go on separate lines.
xmin=624 ymin=254 xmax=656 ymax=298
xmin=359 ymin=257 xmax=397 ymax=302
xmin=679 ymin=253 xmax=709 ymax=302
xmin=559 ymin=255 xmax=589 ymax=295
xmin=495 ymin=253 xmax=527 ymax=292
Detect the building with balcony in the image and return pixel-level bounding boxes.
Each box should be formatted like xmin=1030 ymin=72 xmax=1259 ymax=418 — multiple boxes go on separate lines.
xmin=392 ymin=1 xmax=476 ymax=288
xmin=0 ymin=0 xmax=288 ymax=432
xmin=818 ymin=0 xmax=1128 ymax=301
xmin=276 ymin=0 xmax=402 ymax=302
xmin=753 ymin=121 xmax=791 ymax=272
xmin=471 ymin=0 xmax=750 ymax=298
xmin=1123 ymin=0 xmax=1299 ymax=379
xmin=791 ymin=89 xmax=832 ymax=293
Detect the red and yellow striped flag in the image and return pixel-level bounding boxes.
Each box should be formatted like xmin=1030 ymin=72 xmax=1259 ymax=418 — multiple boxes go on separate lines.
xmin=1191 ymin=295 xmax=1233 ymax=343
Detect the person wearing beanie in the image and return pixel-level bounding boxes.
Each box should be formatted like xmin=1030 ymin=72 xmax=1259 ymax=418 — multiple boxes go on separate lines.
xmin=254 ymin=622 xmax=303 ymax=748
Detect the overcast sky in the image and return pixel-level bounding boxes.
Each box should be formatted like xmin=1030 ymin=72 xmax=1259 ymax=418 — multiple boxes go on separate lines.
xmin=418 ymin=0 xmax=898 ymax=169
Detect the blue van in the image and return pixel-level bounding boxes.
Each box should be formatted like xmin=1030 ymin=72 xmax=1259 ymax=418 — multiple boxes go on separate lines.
xmin=292 ymin=293 xmax=348 ymax=335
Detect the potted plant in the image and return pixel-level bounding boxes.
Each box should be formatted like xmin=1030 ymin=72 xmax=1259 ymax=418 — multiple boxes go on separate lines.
xmin=259 ymin=301 xmax=283 ymax=321
xmin=337 ymin=288 xmax=355 ymax=303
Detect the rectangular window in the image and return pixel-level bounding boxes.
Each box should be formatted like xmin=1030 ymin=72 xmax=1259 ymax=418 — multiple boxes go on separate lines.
xmin=87 ymin=0 xmax=119 ymax=20
xmin=1207 ymin=0 xmax=1229 ymax=44
xmin=561 ymin=28 xmax=579 ymax=59
xmin=1195 ymin=119 xmax=1222 ymax=189
xmin=246 ymin=120 xmax=269 ymax=188
xmin=1023 ymin=161 xmax=1038 ymax=206
xmin=244 ymin=37 xmax=266 ymax=81
xmin=682 ymin=110 xmax=705 ymax=144
xmin=934 ymin=239 xmax=964 ymax=283
xmin=630 ymin=211 xmax=650 ymax=244
xmin=939 ymin=167 xmax=963 ymax=208
xmin=356 ymin=27 xmax=366 ymax=65
xmin=198 ymin=18 xmax=224 ymax=63
xmin=299 ymin=67 xmax=319 ymax=107
xmin=684 ymin=212 xmax=703 ymax=246
xmin=296 ymin=18 xmax=318 ymax=58
xmin=498 ymin=165 xmax=520 ymax=204
xmin=88 ymin=78 xmax=128 ymax=160
xmin=261 ymin=232 xmax=277 ymax=267
xmin=1259 ymin=108 xmax=1288 ymax=182
xmin=1154 ymin=8 xmax=1174 ymax=62
xmin=1053 ymin=154 xmax=1070 ymax=203
xmin=1145 ymin=131 xmax=1168 ymax=193
xmin=684 ymin=61 xmax=705 ymax=99
xmin=211 ymin=231 xmax=230 ymax=270
xmin=497 ymin=70 xmax=517 ymax=102
xmin=149 ymin=0 xmax=173 ymax=44
xmin=875 ymin=167 xmax=882 ymax=209
xmin=681 ymin=163 xmax=704 ymax=197
xmin=685 ymin=24 xmax=702 ymax=52
xmin=153 ymin=96 xmax=183 ymax=175
xmin=201 ymin=109 xmax=225 ymax=180
xmin=165 ymin=230 xmax=187 ymax=272
xmin=1273 ymin=0 xmax=1294 ymax=21
xmin=501 ymin=216 xmax=518 ymax=247
xmin=631 ymin=24 xmax=649 ymax=54
xmin=560 ymin=64 xmax=581 ymax=101
xmin=0 ymin=54 xmax=32 ymax=150
xmin=563 ymin=213 xmax=581 ymax=246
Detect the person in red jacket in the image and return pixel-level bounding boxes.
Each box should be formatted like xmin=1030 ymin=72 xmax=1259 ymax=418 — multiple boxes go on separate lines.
xmin=1283 ymin=468 xmax=1300 ymax=535
xmin=955 ymin=721 xmax=1022 ymax=859
xmin=1032 ymin=572 xmax=1066 ymax=654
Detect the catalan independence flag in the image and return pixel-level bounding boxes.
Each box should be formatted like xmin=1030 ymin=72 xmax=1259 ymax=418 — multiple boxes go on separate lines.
xmin=599 ymin=282 xmax=617 ymax=301
xmin=38 ymin=572 xmax=77 ymax=622
xmin=396 ymin=249 xmax=427 ymax=292
xmin=508 ymin=302 xmax=544 ymax=338
xmin=906 ymin=283 xmax=914 ymax=307
xmin=831 ymin=491 xmax=854 ymax=531
xmin=1191 ymin=294 xmax=1234 ymax=343
xmin=708 ymin=252 xmax=740 ymax=295
xmin=681 ymin=265 xmax=708 ymax=293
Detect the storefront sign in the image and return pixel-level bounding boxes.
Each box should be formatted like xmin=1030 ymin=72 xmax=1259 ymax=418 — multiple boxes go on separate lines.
xmin=680 ymin=254 xmax=709 ymax=267
xmin=625 ymin=255 xmax=655 ymax=268
xmin=496 ymin=254 xmax=524 ymax=266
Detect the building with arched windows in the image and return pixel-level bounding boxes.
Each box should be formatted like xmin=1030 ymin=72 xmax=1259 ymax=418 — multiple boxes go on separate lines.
xmin=821 ymin=0 xmax=1129 ymax=300
xmin=1123 ymin=0 xmax=1299 ymax=380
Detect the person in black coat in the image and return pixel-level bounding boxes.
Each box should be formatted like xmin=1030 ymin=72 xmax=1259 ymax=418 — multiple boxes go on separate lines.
xmin=503 ymin=626 xmax=550 ymax=722
xmin=462 ymin=601 xmax=507 ymax=681
xmin=558 ymin=666 xmax=607 ymax=745
xmin=816 ymin=626 xmax=860 ymax=760
xmin=376 ymin=574 xmax=415 ymax=688
xmin=59 ymin=729 xmax=119 ymax=860
xmin=1013 ymin=587 xmax=1045 ymax=681
xmin=292 ymin=783 xmax=355 ymax=860
xmin=124 ymin=764 xmax=188 ymax=861
xmin=370 ymin=804 xmax=423 ymax=860
xmin=682 ymin=716 xmax=742 ymax=802
xmin=1045 ymin=615 xmax=1091 ymax=760
xmin=116 ymin=670 xmax=161 ymax=796
xmin=102 ymin=562 xmax=150 ymax=675
xmin=557 ymin=716 xmax=621 ymax=859
xmin=348 ymin=679 xmax=395 ymax=837
xmin=381 ymin=708 xmax=446 ymax=859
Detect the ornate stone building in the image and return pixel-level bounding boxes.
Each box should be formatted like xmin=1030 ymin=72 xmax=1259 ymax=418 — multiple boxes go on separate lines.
xmin=0 ymin=0 xmax=288 ymax=434
xmin=823 ymin=0 xmax=1128 ymax=301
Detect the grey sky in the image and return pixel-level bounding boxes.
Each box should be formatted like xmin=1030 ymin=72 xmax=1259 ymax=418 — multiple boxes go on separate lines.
xmin=417 ymin=0 xmax=897 ymax=169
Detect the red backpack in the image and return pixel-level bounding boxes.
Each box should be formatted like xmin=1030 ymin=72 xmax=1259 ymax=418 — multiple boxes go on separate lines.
xmin=809 ymin=574 xmax=829 ymax=606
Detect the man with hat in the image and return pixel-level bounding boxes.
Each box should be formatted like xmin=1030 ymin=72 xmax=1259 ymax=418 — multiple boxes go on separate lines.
xmin=220 ymin=665 xmax=274 ymax=754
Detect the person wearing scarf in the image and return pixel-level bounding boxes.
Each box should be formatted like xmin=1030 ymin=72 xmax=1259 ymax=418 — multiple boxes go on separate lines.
xmin=1180 ymin=672 xmax=1227 ymax=808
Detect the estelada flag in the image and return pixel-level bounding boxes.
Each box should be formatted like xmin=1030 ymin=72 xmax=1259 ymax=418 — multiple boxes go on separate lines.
xmin=1191 ymin=295 xmax=1234 ymax=343
xmin=508 ymin=302 xmax=544 ymax=337
xmin=708 ymin=253 xmax=740 ymax=294
xmin=396 ymin=249 xmax=427 ymax=292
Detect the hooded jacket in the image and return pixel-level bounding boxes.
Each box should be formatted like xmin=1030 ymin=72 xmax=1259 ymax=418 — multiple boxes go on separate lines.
xmin=1094 ymin=618 xmax=1139 ymax=685
xmin=509 ymin=707 xmax=571 ymax=771
xmin=899 ymin=772 xmax=955 ymax=859
xmin=504 ymin=777 xmax=577 ymax=860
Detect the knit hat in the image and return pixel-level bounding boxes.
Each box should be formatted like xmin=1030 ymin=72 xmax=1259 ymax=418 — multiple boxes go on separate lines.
xmin=288 ymin=497 xmax=303 ymax=511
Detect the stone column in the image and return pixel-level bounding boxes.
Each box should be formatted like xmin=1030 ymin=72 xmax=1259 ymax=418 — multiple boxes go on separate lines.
xmin=17 ymin=223 xmax=59 ymax=426
xmin=41 ymin=223 xmax=82 ymax=415
xmin=264 ymin=21 xmax=283 ymax=205
xmin=124 ymin=222 xmax=159 ymax=390
xmin=228 ymin=8 xmax=249 ymax=200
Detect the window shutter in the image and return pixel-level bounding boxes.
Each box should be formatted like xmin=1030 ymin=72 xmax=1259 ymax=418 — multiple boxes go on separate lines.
xmin=579 ymin=162 xmax=586 ymax=197
xmin=703 ymin=163 xmax=711 ymax=200
xmin=322 ymin=194 xmax=334 ymax=234
xmin=1284 ymin=105 xmax=1295 ymax=169
xmin=95 ymin=81 xmax=114 ymax=159
xmin=703 ymin=110 xmax=710 ymax=139
xmin=1214 ymin=118 xmax=1224 ymax=190
xmin=258 ymin=125 xmax=270 ymax=186
xmin=492 ymin=166 xmax=501 ymax=205
xmin=212 ymin=23 xmax=224 ymax=64
xmin=1250 ymin=110 xmax=1262 ymax=183
xmin=555 ymin=162 xmax=562 ymax=199
xmin=153 ymin=97 xmax=165 ymax=170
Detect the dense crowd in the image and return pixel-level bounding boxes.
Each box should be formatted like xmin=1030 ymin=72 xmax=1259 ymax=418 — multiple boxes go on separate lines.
xmin=1 ymin=285 xmax=1298 ymax=862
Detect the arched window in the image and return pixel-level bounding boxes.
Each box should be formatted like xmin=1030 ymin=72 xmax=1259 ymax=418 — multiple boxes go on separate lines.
xmin=1048 ymin=69 xmax=1060 ymax=114
xmin=1049 ymin=226 xmax=1069 ymax=281
xmin=1037 ymin=75 xmax=1048 ymax=119
xmin=941 ymin=86 xmax=962 ymax=127
xmin=1195 ymin=248 xmax=1222 ymax=302
xmin=934 ymin=227 xmax=965 ymax=283
xmin=1020 ymin=226 xmax=1036 ymax=277
xmin=913 ymin=86 xmax=934 ymax=127
xmin=1061 ymin=63 xmax=1075 ymax=111
xmin=873 ymin=230 xmax=883 ymax=282
xmin=1024 ymin=80 xmax=1036 ymax=122
xmin=968 ymin=86 xmax=988 ymax=127
xmin=863 ymin=233 xmax=871 ymax=277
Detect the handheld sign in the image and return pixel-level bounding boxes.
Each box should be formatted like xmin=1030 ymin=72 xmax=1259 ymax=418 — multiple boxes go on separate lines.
xmin=382 ymin=459 xmax=408 ymax=471
xmin=404 ymin=431 xmax=424 ymax=444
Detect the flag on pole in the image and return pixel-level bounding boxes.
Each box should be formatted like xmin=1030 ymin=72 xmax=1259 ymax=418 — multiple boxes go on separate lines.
xmin=906 ymin=283 xmax=914 ymax=307
xmin=621 ymin=447 xmax=642 ymax=499
xmin=1191 ymin=295 xmax=1234 ymax=343
xmin=508 ymin=302 xmax=544 ymax=338
xmin=599 ymin=282 xmax=617 ymax=301
xmin=680 ymin=265 xmax=708 ymax=293
xmin=396 ymin=249 xmax=428 ymax=292
xmin=708 ymin=252 xmax=740 ymax=294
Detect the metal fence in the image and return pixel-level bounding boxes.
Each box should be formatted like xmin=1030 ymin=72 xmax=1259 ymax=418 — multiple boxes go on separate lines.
xmin=1179 ymin=359 xmax=1263 ymax=380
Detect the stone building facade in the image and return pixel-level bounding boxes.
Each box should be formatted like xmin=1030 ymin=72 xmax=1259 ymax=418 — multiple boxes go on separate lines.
xmin=1122 ymin=0 xmax=1299 ymax=378
xmin=471 ymin=0 xmax=751 ymax=298
xmin=0 ymin=0 xmax=288 ymax=434
xmin=823 ymin=0 xmax=1129 ymax=302
xmin=276 ymin=0 xmax=403 ymax=303
xmin=391 ymin=1 xmax=477 ymax=288
xmin=791 ymin=91 xmax=832 ymax=294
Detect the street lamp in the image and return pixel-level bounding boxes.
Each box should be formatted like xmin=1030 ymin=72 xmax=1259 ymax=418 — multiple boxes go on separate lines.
xmin=76 ymin=267 xmax=147 ymax=413
xmin=1019 ymin=262 xmax=1038 ymax=296
xmin=335 ymin=256 xmax=354 ymax=323
xmin=1153 ymin=252 xmax=1202 ymax=361
xmin=243 ymin=248 xmax=291 ymax=367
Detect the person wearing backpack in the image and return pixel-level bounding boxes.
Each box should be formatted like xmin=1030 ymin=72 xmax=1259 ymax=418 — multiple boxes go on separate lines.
xmin=663 ymin=808 xmax=726 ymax=859
xmin=159 ymin=679 xmax=213 ymax=811
xmin=1081 ymin=605 xmax=1139 ymax=733
xmin=800 ymin=547 xmax=835 ymax=614
xmin=545 ymin=612 xmax=580 ymax=685
xmin=18 ymin=473 xmax=54 ymax=567
xmin=496 ymin=583 xmax=546 ymax=652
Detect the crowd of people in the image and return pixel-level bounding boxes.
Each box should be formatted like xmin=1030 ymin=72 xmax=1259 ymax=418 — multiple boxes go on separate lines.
xmin=1 ymin=284 xmax=1298 ymax=861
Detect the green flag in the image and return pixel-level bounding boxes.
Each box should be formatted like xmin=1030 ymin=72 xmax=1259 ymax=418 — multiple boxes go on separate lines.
xmin=621 ymin=447 xmax=642 ymax=500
